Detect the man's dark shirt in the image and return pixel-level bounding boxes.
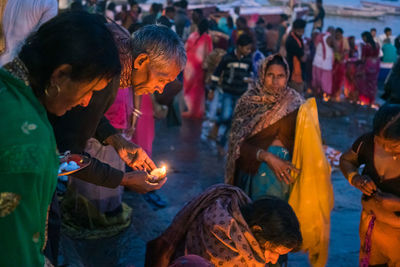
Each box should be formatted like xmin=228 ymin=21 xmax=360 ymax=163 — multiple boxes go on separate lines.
xmin=142 ymin=13 xmax=157 ymax=25
xmin=157 ymin=16 xmax=173 ymax=29
xmin=210 ymin=51 xmax=253 ymax=96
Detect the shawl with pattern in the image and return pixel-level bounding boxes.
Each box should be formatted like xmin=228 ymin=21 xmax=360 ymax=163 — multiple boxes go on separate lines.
xmin=225 ymin=54 xmax=305 ymax=185
xmin=145 ymin=184 xmax=267 ymax=267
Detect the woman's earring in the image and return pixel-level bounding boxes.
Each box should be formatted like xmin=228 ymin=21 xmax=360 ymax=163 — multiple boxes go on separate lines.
xmin=44 ymin=84 xmax=61 ymax=97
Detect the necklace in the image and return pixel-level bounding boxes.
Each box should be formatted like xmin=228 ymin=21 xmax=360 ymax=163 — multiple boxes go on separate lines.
xmin=3 ymin=57 xmax=30 ymax=87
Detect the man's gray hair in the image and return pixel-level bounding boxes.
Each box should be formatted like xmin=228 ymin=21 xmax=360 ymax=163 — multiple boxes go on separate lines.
xmin=131 ymin=25 xmax=186 ymax=70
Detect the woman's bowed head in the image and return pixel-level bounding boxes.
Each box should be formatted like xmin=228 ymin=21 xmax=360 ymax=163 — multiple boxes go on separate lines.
xmin=145 ymin=185 xmax=302 ymax=267
xmin=242 ymin=196 xmax=303 ymax=264
xmin=18 ymin=11 xmax=121 ymax=116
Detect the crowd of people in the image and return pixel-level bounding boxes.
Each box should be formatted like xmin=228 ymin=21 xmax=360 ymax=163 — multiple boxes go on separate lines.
xmin=0 ymin=0 xmax=399 ymax=267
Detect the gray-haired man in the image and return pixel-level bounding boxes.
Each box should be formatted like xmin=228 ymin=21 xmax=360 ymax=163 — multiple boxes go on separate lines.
xmin=52 ymin=24 xmax=186 ymax=192
xmin=46 ymin=24 xmax=186 ymax=266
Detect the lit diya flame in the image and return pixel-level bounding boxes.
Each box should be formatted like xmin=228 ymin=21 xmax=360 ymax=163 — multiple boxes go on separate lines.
xmin=150 ymin=166 xmax=167 ymax=179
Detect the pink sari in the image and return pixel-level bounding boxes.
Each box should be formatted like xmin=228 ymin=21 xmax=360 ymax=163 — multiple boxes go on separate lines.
xmin=332 ymin=39 xmax=348 ymax=98
xmin=105 ymin=89 xmax=154 ymax=156
xmin=131 ymin=94 xmax=154 ymax=157
xmin=183 ymin=32 xmax=213 ymax=119
xmin=104 ymin=87 xmax=131 ymax=130
xmin=357 ymin=44 xmax=380 ymax=105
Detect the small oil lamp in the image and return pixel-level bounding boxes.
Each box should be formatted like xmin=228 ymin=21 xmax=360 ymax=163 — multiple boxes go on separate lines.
xmin=150 ymin=165 xmax=167 ymax=180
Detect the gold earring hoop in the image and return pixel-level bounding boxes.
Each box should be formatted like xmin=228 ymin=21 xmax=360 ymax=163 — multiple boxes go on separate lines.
xmin=44 ymin=84 xmax=61 ymax=97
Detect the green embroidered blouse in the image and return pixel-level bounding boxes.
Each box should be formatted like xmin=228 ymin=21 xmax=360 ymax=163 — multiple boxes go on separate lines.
xmin=0 ymin=68 xmax=58 ymax=266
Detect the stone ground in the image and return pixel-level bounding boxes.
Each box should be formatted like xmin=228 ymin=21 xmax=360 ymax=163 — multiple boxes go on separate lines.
xmin=60 ymin=99 xmax=378 ymax=267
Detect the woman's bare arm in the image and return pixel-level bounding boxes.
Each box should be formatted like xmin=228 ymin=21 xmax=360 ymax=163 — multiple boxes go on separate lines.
xmin=340 ymin=149 xmax=377 ymax=195
xmin=340 ymin=149 xmax=360 ymax=182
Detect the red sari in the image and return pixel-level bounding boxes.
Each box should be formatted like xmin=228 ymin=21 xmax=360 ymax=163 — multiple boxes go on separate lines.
xmin=332 ymin=38 xmax=349 ymax=98
xmin=357 ymin=43 xmax=380 ymax=105
xmin=183 ymin=32 xmax=213 ymax=119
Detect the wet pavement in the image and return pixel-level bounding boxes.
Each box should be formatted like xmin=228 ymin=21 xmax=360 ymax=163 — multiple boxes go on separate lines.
xmin=60 ymin=100 xmax=377 ymax=267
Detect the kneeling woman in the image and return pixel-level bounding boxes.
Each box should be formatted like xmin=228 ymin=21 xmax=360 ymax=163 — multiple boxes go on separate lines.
xmin=146 ymin=184 xmax=302 ymax=267
xmin=340 ymin=104 xmax=400 ymax=267
xmin=226 ymin=54 xmax=333 ymax=267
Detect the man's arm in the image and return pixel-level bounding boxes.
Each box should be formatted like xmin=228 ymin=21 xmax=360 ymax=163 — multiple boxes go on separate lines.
xmin=72 ymin=155 xmax=124 ymax=188
xmin=73 ymin=156 xmax=167 ymax=193
xmin=94 ymin=116 xmax=118 ymax=145
xmin=210 ymin=55 xmax=227 ymax=89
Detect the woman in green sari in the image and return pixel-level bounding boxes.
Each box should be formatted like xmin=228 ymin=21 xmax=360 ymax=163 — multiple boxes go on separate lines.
xmin=0 ymin=12 xmax=120 ymax=266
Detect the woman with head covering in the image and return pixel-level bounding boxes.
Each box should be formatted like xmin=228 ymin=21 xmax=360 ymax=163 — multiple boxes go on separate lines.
xmin=340 ymin=104 xmax=400 ymax=266
xmin=0 ymin=11 xmax=121 ymax=266
xmin=226 ymin=54 xmax=334 ymax=267
xmin=146 ymin=184 xmax=302 ymax=267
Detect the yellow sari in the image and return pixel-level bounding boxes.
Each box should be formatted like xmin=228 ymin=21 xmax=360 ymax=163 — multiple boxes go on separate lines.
xmin=289 ymin=98 xmax=334 ymax=267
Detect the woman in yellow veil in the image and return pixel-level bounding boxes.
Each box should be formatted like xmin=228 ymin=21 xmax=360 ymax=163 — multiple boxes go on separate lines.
xmin=226 ymin=54 xmax=333 ymax=267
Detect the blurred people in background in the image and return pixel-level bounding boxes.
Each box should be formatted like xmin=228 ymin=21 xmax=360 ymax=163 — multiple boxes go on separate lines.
xmin=116 ymin=1 xmax=142 ymax=29
xmin=276 ymin=14 xmax=289 ymax=54
xmin=265 ymin=23 xmax=279 ymax=56
xmin=209 ymin=34 xmax=253 ymax=151
xmin=370 ymin=28 xmax=379 ymax=44
xmin=312 ymin=28 xmax=334 ymax=98
xmin=142 ymin=3 xmax=162 ymax=25
xmin=231 ymin=16 xmax=255 ymax=49
xmin=309 ymin=0 xmax=325 ymax=32
xmin=286 ymin=19 xmax=306 ymax=93
xmin=157 ymin=6 xmax=176 ymax=31
xmin=254 ymin=18 xmax=268 ymax=56
xmin=215 ymin=16 xmax=231 ymax=36
xmin=344 ymin=36 xmax=360 ymax=102
xmin=231 ymin=6 xmax=241 ymax=24
xmin=357 ymin=31 xmax=380 ymax=106
xmin=379 ymin=27 xmax=395 ymax=47
xmin=382 ymin=38 xmax=398 ymax=64
xmin=183 ymin=19 xmax=213 ymax=119
xmin=190 ymin=8 xmax=204 ymax=34
xmin=105 ymin=1 xmax=117 ymax=21
xmin=383 ymin=58 xmax=400 ymax=104
xmin=331 ymin=27 xmax=349 ymax=101
xmin=174 ymin=0 xmax=191 ymax=41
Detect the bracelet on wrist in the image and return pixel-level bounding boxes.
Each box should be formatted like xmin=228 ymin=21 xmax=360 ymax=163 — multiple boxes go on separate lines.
xmin=132 ymin=108 xmax=142 ymax=118
xmin=347 ymin=171 xmax=359 ymax=186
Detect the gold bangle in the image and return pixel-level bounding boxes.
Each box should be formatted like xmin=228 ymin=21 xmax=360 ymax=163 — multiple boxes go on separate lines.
xmin=347 ymin=171 xmax=359 ymax=186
